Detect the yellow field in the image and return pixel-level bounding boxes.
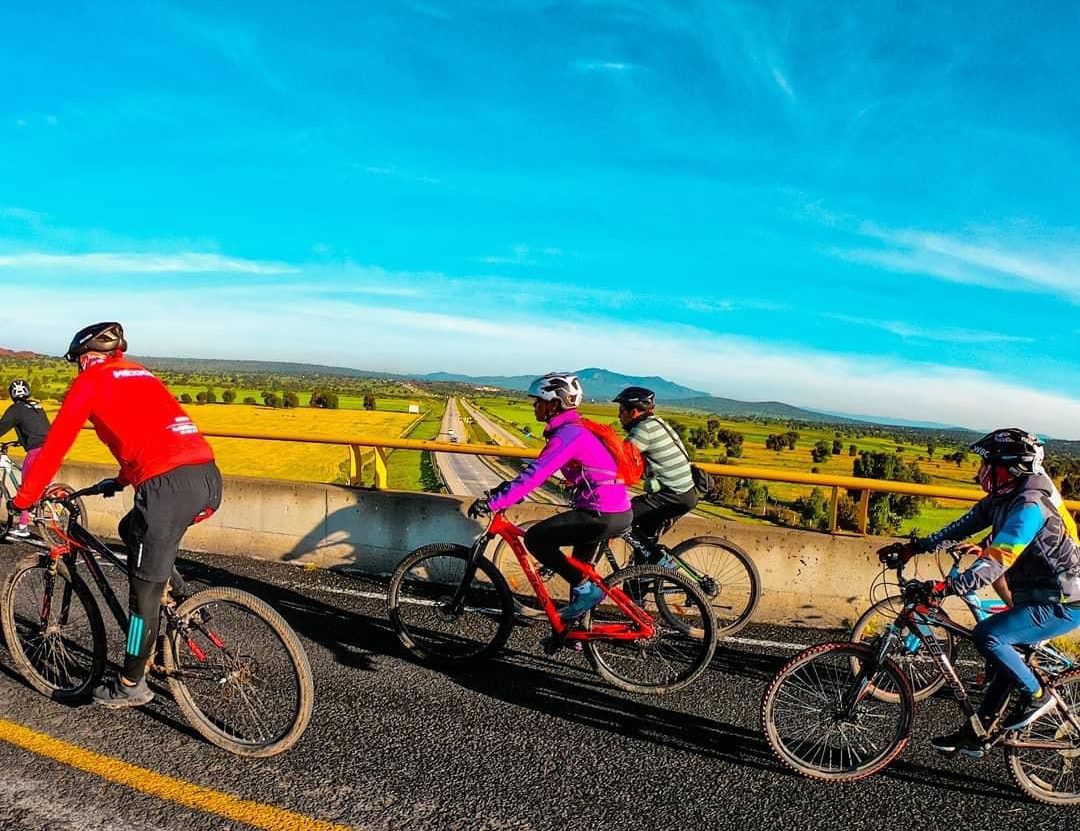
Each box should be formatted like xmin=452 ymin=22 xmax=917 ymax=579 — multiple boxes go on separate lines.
xmin=34 ymin=404 xmax=419 ymax=484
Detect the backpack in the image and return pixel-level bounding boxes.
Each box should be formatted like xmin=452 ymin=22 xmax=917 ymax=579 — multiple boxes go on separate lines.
xmin=581 ymin=418 xmax=644 ymax=487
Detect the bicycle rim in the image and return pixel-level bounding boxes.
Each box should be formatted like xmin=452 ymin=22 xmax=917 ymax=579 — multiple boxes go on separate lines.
xmin=1 ymin=555 xmax=105 ymax=700
xmin=762 ymin=642 xmax=914 ymax=781
xmin=583 ymin=565 xmax=717 ymax=695
xmin=163 ymin=587 xmax=313 ymax=757
xmin=1007 ymin=668 xmax=1080 ymax=805
xmin=388 ymin=543 xmax=514 ymax=663
xmin=849 ymin=597 xmax=950 ymax=703
xmin=669 ymin=536 xmax=760 ymax=637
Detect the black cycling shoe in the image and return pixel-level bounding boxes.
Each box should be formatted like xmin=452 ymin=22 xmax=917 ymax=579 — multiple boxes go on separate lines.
xmin=931 ymin=724 xmax=986 ymax=758
xmin=92 ymin=674 xmax=155 ymax=709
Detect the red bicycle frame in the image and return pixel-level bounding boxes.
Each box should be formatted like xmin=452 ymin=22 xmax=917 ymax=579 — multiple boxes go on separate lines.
xmin=486 ymin=512 xmax=656 ymax=641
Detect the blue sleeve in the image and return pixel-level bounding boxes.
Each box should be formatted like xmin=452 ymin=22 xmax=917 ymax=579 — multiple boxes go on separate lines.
xmin=951 ymin=502 xmax=1045 ymax=595
xmin=917 ymin=500 xmax=992 ymax=553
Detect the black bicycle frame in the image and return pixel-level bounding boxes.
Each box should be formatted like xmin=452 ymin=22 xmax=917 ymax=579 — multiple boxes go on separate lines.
xmin=58 ymin=520 xmax=133 ymax=633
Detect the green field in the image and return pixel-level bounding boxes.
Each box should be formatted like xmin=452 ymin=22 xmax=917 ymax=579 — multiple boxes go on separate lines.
xmin=386 ymin=400 xmax=447 ymax=492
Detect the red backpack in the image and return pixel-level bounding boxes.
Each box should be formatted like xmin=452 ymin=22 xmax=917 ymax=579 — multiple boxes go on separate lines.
xmin=581 ymin=418 xmax=644 ymax=486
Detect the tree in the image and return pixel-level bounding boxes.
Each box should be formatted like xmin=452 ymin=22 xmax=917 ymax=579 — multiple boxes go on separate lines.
xmin=222 ymin=389 xmax=236 ymax=404
xmin=205 ymin=389 xmax=217 ymax=404
xmin=785 ymin=431 xmax=799 ymax=450
xmin=262 ymin=392 xmax=280 ymax=408
xmin=927 ymin=441 xmax=937 ymax=459
xmin=283 ymin=391 xmax=300 ymax=408
xmin=810 ymin=440 xmax=831 ymax=464
xmin=243 ymin=396 xmax=257 ymax=405
xmin=794 ymin=488 xmax=830 ymax=530
xmin=363 ymin=394 xmax=376 ymax=411
xmin=180 ymin=393 xmax=193 ymax=404
xmin=832 ymin=439 xmax=843 ymax=455
xmin=196 ymin=392 xmax=207 ymax=404
xmin=853 ymin=451 xmax=933 ymax=534
xmin=746 ymin=481 xmax=769 ymax=510
xmin=849 ymin=444 xmax=858 ymax=457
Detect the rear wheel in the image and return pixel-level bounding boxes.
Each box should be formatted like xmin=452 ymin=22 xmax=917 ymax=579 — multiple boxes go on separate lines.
xmin=665 ymin=536 xmax=760 ymax=638
xmin=583 ymin=565 xmax=717 ymax=695
xmin=162 ymin=587 xmax=314 ymax=757
xmin=1007 ymin=668 xmax=1080 ymax=805
xmin=388 ymin=543 xmax=514 ymax=663
xmin=762 ymin=641 xmax=914 ymax=781
xmin=1 ymin=554 xmax=106 ymax=700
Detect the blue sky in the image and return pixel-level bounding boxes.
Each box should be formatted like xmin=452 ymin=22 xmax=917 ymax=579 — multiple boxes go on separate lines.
xmin=2 ymin=1 xmax=1079 ymax=436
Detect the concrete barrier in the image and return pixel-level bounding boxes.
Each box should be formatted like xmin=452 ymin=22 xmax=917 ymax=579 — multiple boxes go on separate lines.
xmin=54 ymin=461 xmax=901 ymax=629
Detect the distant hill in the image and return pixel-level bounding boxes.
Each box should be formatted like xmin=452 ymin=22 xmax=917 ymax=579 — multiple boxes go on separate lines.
xmin=665 ymin=396 xmax=862 ymax=423
xmin=133 ymin=356 xmax=409 ymax=380
xmin=422 ymin=367 xmax=709 ymax=401
xmin=0 ymin=348 xmax=45 ymax=360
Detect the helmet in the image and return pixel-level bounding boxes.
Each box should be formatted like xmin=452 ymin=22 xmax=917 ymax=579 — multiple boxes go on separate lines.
xmin=8 ymin=379 xmax=30 ymax=400
xmin=970 ymin=428 xmax=1044 ymax=476
xmin=612 ymin=386 xmax=655 ymax=410
xmin=527 ymin=373 xmax=584 ymax=410
xmin=65 ymin=321 xmax=127 ymax=363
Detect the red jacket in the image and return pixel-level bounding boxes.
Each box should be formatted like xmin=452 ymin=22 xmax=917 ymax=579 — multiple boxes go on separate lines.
xmin=14 ymin=357 xmax=214 ymax=509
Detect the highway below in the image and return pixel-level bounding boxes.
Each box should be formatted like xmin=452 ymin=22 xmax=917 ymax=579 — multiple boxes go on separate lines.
xmin=0 ymin=540 xmax=1069 ymax=831
xmin=432 ymin=398 xmax=505 ymax=497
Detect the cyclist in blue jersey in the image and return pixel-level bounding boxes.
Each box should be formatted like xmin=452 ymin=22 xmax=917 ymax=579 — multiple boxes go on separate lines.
xmin=880 ymin=428 xmax=1080 ymax=756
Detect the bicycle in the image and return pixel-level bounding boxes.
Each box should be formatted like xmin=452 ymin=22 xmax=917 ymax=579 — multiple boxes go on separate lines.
xmin=387 ymin=509 xmax=718 ymax=694
xmin=492 ymin=521 xmax=760 ymax=638
xmin=850 ymin=544 xmax=1074 ymax=702
xmin=0 ymin=441 xmax=84 ymax=546
xmin=760 ymin=551 xmax=1080 ymax=804
xmin=0 ymin=479 xmax=314 ymax=757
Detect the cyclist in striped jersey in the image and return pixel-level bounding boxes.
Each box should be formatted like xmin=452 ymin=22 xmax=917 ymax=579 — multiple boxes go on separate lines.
xmin=614 ymin=387 xmax=697 ymax=561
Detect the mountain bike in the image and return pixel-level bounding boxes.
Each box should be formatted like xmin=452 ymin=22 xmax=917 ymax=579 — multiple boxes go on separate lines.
xmin=0 ymin=480 xmax=314 ymax=757
xmin=387 ymin=510 xmax=718 ymax=695
xmin=0 ymin=441 xmax=84 ymax=546
xmin=849 ymin=544 xmax=1074 ymax=702
xmin=760 ymin=551 xmax=1080 ymax=804
xmin=492 ymin=520 xmax=760 ymax=638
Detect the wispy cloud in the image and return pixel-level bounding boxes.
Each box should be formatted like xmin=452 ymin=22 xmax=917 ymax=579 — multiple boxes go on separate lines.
xmin=575 ymin=61 xmax=635 ymax=72
xmin=828 ymin=314 xmax=1034 ymax=345
xmin=473 ymin=244 xmax=562 ymax=266
xmin=0 ymin=252 xmax=297 ymax=274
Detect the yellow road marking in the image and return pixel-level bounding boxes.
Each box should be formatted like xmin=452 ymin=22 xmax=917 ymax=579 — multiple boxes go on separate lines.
xmin=0 ymin=718 xmax=352 ymax=831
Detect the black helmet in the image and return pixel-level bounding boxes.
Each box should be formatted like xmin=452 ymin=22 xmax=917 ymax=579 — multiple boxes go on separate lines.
xmin=65 ymin=322 xmax=127 ymax=363
xmin=612 ymin=386 xmax=656 ymax=410
xmin=7 ymin=379 xmax=30 ymax=400
xmin=970 ymin=428 xmax=1044 ymax=476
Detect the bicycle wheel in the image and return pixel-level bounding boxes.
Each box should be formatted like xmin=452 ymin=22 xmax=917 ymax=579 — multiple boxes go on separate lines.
xmin=162 ymin=587 xmax=314 ymax=757
xmin=762 ymin=642 xmax=914 ymax=781
xmin=1 ymin=554 xmax=106 ymax=700
xmin=387 ymin=543 xmax=514 ymax=663
xmin=1006 ymin=668 xmax=1080 ymax=805
xmin=491 ymin=526 xmax=631 ymax=618
xmin=665 ymin=536 xmax=760 ymax=638
xmin=849 ymin=597 xmax=953 ymax=703
xmin=582 ymin=564 xmax=717 ymax=695
xmin=34 ymin=483 xmax=87 ymax=548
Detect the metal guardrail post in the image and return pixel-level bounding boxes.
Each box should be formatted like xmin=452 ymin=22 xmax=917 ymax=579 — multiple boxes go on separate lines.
xmin=829 ymin=486 xmax=840 ymax=533
xmin=857 ymin=489 xmax=871 ymax=534
xmin=348 ymin=445 xmax=364 ymax=487
xmin=372 ymin=447 xmax=388 ymax=489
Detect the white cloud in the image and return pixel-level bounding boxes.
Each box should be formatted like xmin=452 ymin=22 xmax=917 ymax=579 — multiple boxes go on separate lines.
xmin=827 ymin=314 xmax=1034 ymax=345
xmin=576 ymin=61 xmax=635 ymax=72
xmin=5 ymin=277 xmax=1079 ymax=439
xmin=15 ymin=119 xmax=27 ymax=128
xmin=0 ymin=252 xmax=297 ymax=274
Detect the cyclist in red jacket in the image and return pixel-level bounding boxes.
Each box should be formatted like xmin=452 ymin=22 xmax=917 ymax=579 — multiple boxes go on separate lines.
xmin=10 ymin=322 xmax=222 ymax=709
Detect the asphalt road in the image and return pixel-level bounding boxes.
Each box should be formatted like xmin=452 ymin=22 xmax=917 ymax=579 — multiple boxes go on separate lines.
xmin=433 ymin=398 xmax=505 ymax=497
xmin=0 ymin=539 xmax=1071 ymax=831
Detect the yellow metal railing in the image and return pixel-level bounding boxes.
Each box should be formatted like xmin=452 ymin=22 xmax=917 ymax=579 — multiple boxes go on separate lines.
xmin=172 ymin=429 xmax=1080 ymax=536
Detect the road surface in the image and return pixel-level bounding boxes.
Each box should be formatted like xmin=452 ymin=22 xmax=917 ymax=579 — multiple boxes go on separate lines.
xmin=433 ymin=397 xmax=505 ymax=497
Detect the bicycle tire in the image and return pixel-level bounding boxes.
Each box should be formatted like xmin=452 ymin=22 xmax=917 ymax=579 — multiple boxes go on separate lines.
xmin=761 ymin=641 xmax=914 ymax=782
xmin=582 ymin=564 xmax=717 ymax=695
xmin=1006 ymin=667 xmax=1080 ymax=805
xmin=162 ymin=587 xmax=314 ymax=757
xmin=1 ymin=553 xmax=106 ymax=700
xmin=35 ymin=483 xmax=88 ymax=548
xmin=849 ymin=597 xmax=953 ymax=703
xmin=387 ymin=543 xmax=515 ymax=664
xmin=665 ymin=536 xmax=760 ymax=638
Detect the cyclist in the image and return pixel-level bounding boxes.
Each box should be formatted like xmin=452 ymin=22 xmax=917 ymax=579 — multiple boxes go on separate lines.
xmin=880 ymin=428 xmax=1080 ymax=755
xmin=468 ymin=373 xmax=632 ymax=621
xmin=10 ymin=322 xmax=222 ymax=709
xmin=0 ymin=379 xmax=51 ymax=538
xmin=613 ymin=386 xmax=696 ymax=563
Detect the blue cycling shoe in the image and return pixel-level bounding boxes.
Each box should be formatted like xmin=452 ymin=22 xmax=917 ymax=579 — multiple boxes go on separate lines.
xmin=561 ymin=581 xmax=604 ymax=621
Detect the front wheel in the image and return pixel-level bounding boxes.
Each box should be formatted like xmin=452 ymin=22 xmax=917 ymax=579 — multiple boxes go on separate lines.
xmin=34 ymin=484 xmax=88 ymax=548
xmin=1 ymin=553 xmax=106 ymax=700
xmin=1006 ymin=668 xmax=1080 ymax=805
xmin=583 ymin=565 xmax=717 ymax=695
xmin=387 ymin=543 xmax=515 ymax=663
xmin=762 ymin=642 xmax=915 ymax=781
xmin=162 ymin=587 xmax=314 ymax=757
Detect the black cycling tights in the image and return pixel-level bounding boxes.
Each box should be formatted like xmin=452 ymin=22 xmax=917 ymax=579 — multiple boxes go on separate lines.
xmin=525 ymin=509 xmax=633 ymax=585
xmin=124 ymin=576 xmax=166 ymax=681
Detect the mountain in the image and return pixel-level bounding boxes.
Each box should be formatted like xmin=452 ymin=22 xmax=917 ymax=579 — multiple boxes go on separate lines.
xmin=421 ymin=367 xmax=709 ymax=401
xmin=133 ymin=356 xmax=410 ymax=380
xmin=665 ymin=396 xmax=857 ymax=423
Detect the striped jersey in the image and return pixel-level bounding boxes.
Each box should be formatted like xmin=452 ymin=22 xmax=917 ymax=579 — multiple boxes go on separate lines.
xmin=626 ymin=415 xmax=694 ymax=494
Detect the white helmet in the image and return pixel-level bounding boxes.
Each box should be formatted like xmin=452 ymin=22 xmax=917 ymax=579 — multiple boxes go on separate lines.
xmin=527 ymin=373 xmax=584 ymax=409
xmin=8 ymin=379 xmax=30 ymax=400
